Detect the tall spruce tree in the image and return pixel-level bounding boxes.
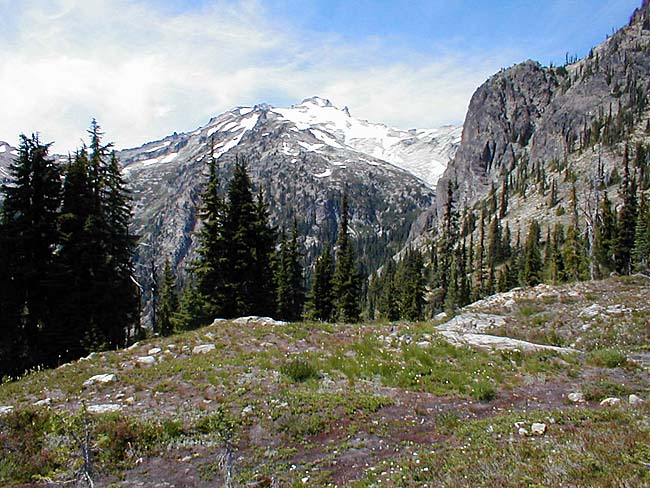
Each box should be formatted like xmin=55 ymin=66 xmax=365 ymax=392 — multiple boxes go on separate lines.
xmin=57 ymin=122 xmax=137 ymax=355
xmin=276 ymin=219 xmax=305 ymax=321
xmin=633 ymin=193 xmax=650 ymax=272
xmin=594 ymin=191 xmax=617 ymax=277
xmin=0 ymin=134 xmax=61 ymax=374
xmin=615 ymin=147 xmax=638 ymax=275
xmin=332 ymin=192 xmax=361 ymax=322
xmin=396 ymin=249 xmax=426 ymax=321
xmin=156 ymin=259 xmax=179 ymax=336
xmin=306 ymin=246 xmax=334 ymax=321
xmin=521 ymin=219 xmax=543 ymax=286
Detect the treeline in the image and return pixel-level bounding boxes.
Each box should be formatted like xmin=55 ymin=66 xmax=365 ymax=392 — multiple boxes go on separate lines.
xmin=155 ymin=154 xmax=364 ymax=334
xmin=366 ymin=147 xmax=650 ymax=321
xmin=0 ymin=123 xmax=139 ymax=378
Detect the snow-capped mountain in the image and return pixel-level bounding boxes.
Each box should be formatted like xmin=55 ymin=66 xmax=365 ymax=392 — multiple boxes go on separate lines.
xmin=0 ymin=141 xmax=18 ymax=184
xmin=121 ymin=97 xmax=460 ymax=188
xmin=116 ymin=97 xmax=457 ymax=323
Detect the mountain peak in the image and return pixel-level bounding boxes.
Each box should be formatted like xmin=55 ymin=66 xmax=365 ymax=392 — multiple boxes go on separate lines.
xmin=629 ymin=0 xmax=650 ymax=28
xmin=297 ymin=96 xmax=335 ymax=108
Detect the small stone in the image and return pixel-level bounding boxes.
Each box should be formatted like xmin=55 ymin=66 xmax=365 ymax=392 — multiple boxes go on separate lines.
xmin=136 ymin=356 xmax=156 ymax=366
xmin=518 ymin=427 xmax=529 ymax=436
xmin=242 ymin=405 xmax=254 ymax=415
xmin=33 ymin=398 xmax=52 ymax=407
xmin=127 ymin=342 xmax=140 ymax=350
xmin=125 ymin=397 xmax=136 ymax=405
xmin=568 ymin=392 xmax=584 ymax=403
xmin=600 ymin=397 xmax=621 ymax=407
xmin=87 ymin=404 xmax=122 ymax=414
xmin=629 ymin=394 xmax=644 ymax=405
xmin=416 ymin=341 xmax=431 ymax=348
xmin=83 ymin=373 xmax=117 ymax=387
xmin=192 ymin=344 xmax=216 ymax=354
xmin=148 ymin=347 xmax=162 ymax=355
xmin=531 ymin=423 xmax=547 ymax=436
xmin=0 ymin=406 xmax=14 ymax=415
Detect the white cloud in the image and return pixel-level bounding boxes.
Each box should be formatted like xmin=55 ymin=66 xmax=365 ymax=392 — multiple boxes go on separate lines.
xmin=0 ymin=0 xmax=502 ymax=152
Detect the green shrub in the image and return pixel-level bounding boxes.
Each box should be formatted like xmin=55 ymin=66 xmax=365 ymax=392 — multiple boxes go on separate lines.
xmin=280 ymin=357 xmax=319 ymax=383
xmin=582 ymin=379 xmax=630 ymax=401
xmin=471 ymin=379 xmax=497 ymax=402
xmin=587 ymin=349 xmax=627 ymax=368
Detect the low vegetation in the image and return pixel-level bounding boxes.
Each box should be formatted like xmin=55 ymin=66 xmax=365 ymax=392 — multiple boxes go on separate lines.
xmin=0 ymin=276 xmax=648 ymax=486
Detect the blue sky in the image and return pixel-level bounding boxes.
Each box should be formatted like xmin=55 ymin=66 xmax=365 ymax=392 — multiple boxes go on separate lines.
xmin=0 ymin=0 xmax=640 ymax=152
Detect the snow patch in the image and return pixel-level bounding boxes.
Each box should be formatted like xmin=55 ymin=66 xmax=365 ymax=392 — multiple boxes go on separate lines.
xmin=298 ymin=141 xmax=324 ymax=152
xmin=314 ymin=169 xmax=332 ymax=178
xmin=0 ymin=145 xmax=6 ymax=153
xmin=145 ymin=141 xmax=171 ymax=153
xmin=160 ymin=152 xmax=178 ymax=164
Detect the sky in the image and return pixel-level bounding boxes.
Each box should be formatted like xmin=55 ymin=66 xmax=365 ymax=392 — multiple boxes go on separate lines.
xmin=0 ymin=0 xmax=641 ymax=152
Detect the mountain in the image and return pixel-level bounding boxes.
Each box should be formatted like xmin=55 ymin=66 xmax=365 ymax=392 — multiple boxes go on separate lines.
xmin=418 ymin=1 xmax=650 ymax=239
xmin=118 ymin=97 xmax=459 ymax=321
xmin=0 ymin=141 xmax=17 ymax=185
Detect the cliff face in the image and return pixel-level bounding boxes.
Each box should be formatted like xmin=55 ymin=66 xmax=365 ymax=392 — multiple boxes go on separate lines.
xmin=431 ymin=0 xmax=650 ymax=221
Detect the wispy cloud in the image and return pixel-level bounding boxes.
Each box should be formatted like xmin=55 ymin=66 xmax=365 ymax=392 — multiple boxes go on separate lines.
xmin=0 ymin=0 xmax=503 ymax=152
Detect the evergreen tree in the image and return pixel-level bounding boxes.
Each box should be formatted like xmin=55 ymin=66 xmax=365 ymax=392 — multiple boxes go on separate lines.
xmin=58 ymin=122 xmax=137 ymax=353
xmin=633 ymin=193 xmax=650 ymax=272
xmin=306 ymin=247 xmax=334 ymax=321
xmin=0 ymin=134 xmax=61 ymax=374
xmin=332 ymin=192 xmax=361 ymax=322
xmin=275 ymin=219 xmax=305 ymax=321
xmin=192 ymin=146 xmax=227 ymax=321
xmin=250 ymin=188 xmax=277 ymax=316
xmin=521 ymin=219 xmax=543 ymax=286
xmin=544 ymin=223 xmax=565 ymax=284
xmin=375 ymin=258 xmax=399 ymax=321
xmin=396 ymin=249 xmax=426 ymax=320
xmin=594 ymin=191 xmax=617 ymax=276
xmin=563 ymin=224 xmax=584 ymax=282
xmin=156 ymin=260 xmax=179 ymax=336
xmin=615 ymin=147 xmax=638 ymax=275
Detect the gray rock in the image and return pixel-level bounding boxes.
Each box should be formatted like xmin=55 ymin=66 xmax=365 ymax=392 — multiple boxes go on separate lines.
xmin=0 ymin=406 xmax=14 ymax=415
xmin=531 ymin=423 xmax=547 ymax=436
xmin=568 ymin=392 xmax=584 ymax=403
xmin=600 ymin=397 xmax=621 ymax=407
xmin=192 ymin=344 xmax=216 ymax=354
xmin=87 ymin=404 xmax=122 ymax=414
xmin=83 ymin=373 xmax=117 ymax=387
xmin=147 ymin=347 xmax=162 ymax=355
xmin=136 ymin=356 xmax=156 ymax=366
xmin=629 ymin=394 xmax=644 ymax=405
xmin=33 ymin=398 xmax=52 ymax=407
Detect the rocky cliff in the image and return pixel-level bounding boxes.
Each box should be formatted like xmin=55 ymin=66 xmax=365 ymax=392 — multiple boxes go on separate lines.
xmin=428 ymin=0 xmax=650 ymax=229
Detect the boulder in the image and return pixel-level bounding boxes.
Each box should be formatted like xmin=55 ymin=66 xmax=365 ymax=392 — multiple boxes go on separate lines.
xmin=87 ymin=404 xmax=122 ymax=414
xmin=148 ymin=347 xmax=162 ymax=355
xmin=33 ymin=398 xmax=52 ymax=407
xmin=192 ymin=344 xmax=216 ymax=354
xmin=568 ymin=392 xmax=584 ymax=403
xmin=531 ymin=423 xmax=547 ymax=436
xmin=0 ymin=406 xmax=14 ymax=415
xmin=83 ymin=373 xmax=117 ymax=387
xmin=233 ymin=316 xmax=288 ymax=326
xmin=136 ymin=356 xmax=156 ymax=366
xmin=600 ymin=397 xmax=621 ymax=407
xmin=629 ymin=394 xmax=644 ymax=405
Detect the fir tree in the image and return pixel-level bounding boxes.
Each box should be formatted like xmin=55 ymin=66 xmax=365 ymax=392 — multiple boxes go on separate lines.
xmin=332 ymin=192 xmax=361 ymax=322
xmin=521 ymin=219 xmax=543 ymax=286
xmin=156 ymin=259 xmax=179 ymax=336
xmin=615 ymin=146 xmax=638 ymax=275
xmin=396 ymin=249 xmax=426 ymax=321
xmin=633 ymin=193 xmax=650 ymax=272
xmin=276 ymin=219 xmax=305 ymax=321
xmin=594 ymin=191 xmax=617 ymax=276
xmin=0 ymin=134 xmax=61 ymax=374
xmin=193 ymin=146 xmax=227 ymax=321
xmin=306 ymin=247 xmax=334 ymax=321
